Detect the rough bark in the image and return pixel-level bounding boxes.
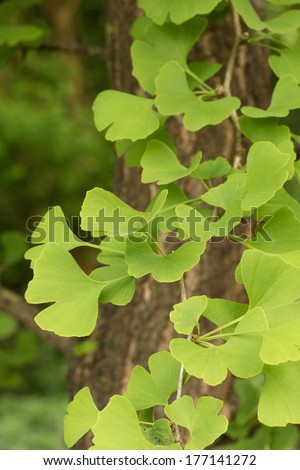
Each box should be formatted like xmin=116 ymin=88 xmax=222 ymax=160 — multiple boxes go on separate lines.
xmin=69 ymin=1 xmax=271 ymax=449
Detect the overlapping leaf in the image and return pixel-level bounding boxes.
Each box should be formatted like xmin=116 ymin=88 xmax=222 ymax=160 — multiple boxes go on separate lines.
xmin=92 ymin=91 xmax=159 ymax=142
xmin=155 ymin=61 xmax=240 ymax=132
xmin=165 ymin=396 xmax=228 ymax=449
xmin=91 ymin=396 xmax=156 ymax=450
xmin=90 ymin=265 xmax=135 ymax=306
xmin=242 ymin=75 xmax=300 ymax=119
xmin=269 ymin=43 xmax=300 ymax=83
xmin=246 ymin=207 xmax=300 ymax=254
xmin=125 ymin=239 xmax=205 ymax=282
xmin=131 ymin=18 xmax=206 ymax=94
xmin=259 ymin=362 xmax=300 ymax=426
xmin=232 ymin=0 xmax=300 ymax=33
xmin=25 ymin=206 xmax=85 ymax=266
xmin=138 ymin=0 xmax=223 ymax=25
xmin=141 ymin=140 xmax=201 ymax=185
xmin=25 ymin=243 xmax=104 ymax=337
xmin=170 ymin=296 xmax=208 ymax=334
xmin=80 ymin=188 xmax=167 ymax=237
xmin=64 ymin=387 xmax=99 ymax=448
xmin=193 ymin=156 xmax=231 ymax=180
xmin=125 ymin=351 xmax=181 ymax=409
xmin=170 ymin=308 xmax=266 ymax=386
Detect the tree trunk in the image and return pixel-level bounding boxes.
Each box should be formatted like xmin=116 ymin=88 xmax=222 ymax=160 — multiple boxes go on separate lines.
xmin=69 ymin=1 xmax=271 ymax=449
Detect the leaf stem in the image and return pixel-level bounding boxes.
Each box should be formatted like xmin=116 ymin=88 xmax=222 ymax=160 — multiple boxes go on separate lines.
xmin=174 ymin=276 xmax=190 ymax=445
xmin=186 ymin=68 xmax=214 ymax=92
xmin=223 ymin=3 xmax=243 ymax=168
xmin=200 ymin=315 xmax=245 ymax=339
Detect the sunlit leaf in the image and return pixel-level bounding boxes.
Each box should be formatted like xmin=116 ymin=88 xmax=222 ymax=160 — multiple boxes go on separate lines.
xmin=155 ymin=61 xmax=240 ymax=132
xmin=125 ymin=239 xmax=205 ymax=282
xmin=91 ymin=396 xmax=155 ymax=449
xmin=25 ymin=244 xmax=104 ymax=337
xmin=141 ymin=140 xmax=201 ymax=185
xmin=165 ymin=396 xmax=228 ymax=449
xmin=138 ymin=0 xmax=223 ymax=25
xmin=131 ymin=18 xmax=206 ymax=94
xmin=242 ymin=75 xmax=300 ymax=118
xmin=64 ymin=387 xmax=99 ymax=448
xmin=93 ymin=91 xmax=159 ymax=142
xmin=170 ymin=296 xmax=208 ymax=334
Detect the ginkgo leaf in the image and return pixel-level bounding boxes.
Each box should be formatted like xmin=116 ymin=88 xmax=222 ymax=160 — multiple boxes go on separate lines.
xmin=91 ymin=396 xmax=155 ymax=450
xmin=241 ymin=141 xmax=291 ymax=211
xmin=125 ymin=351 xmax=181 ymax=409
xmin=80 ymin=188 xmax=167 ymax=237
xmin=131 ymin=18 xmax=206 ymax=94
xmin=64 ymin=387 xmax=99 ymax=448
xmin=165 ymin=396 xmax=228 ymax=450
xmin=175 ymin=201 xmax=243 ymax=243
xmin=141 ymin=140 xmax=201 ymax=185
xmin=170 ymin=308 xmax=267 ymax=385
xmin=155 ymin=61 xmax=240 ymax=132
xmin=92 ymin=91 xmax=159 ymax=142
xmin=25 ymin=244 xmax=104 ymax=337
xmin=170 ymin=296 xmax=208 ymax=334
xmin=193 ymin=156 xmax=231 ymax=180
xmin=90 ymin=265 xmax=135 ymax=306
xmin=25 ymin=206 xmax=84 ymax=266
xmin=201 ymin=178 xmax=245 ymax=210
xmin=125 ymin=239 xmax=205 ymax=282
xmin=232 ymin=0 xmax=300 ymax=33
xmin=258 ymin=362 xmax=300 ymax=426
xmin=269 ymin=43 xmax=300 ymax=83
xmin=242 ymin=75 xmax=300 ymax=119
xmin=256 ymin=188 xmax=300 ymax=221
xmin=240 ymin=250 xmax=300 ymax=310
xmin=246 ymin=207 xmax=300 ymax=254
xmin=138 ymin=0 xmax=223 ymax=25
xmin=239 ymin=116 xmax=291 ymax=146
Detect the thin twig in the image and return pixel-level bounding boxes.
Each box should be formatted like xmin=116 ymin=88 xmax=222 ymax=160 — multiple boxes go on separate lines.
xmin=223 ymin=3 xmax=243 ymax=168
xmin=174 ymin=277 xmax=191 ymax=445
xmin=20 ymin=43 xmax=106 ymax=61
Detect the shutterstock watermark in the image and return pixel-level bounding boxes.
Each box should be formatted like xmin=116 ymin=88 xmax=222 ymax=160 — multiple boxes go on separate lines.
xmin=25 ymin=207 xmax=273 ymax=245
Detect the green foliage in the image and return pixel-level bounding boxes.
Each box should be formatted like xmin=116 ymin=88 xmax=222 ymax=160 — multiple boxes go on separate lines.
xmin=22 ymin=0 xmax=300 ymax=450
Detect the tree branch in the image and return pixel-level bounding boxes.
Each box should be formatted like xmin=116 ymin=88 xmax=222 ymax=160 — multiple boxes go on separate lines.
xmin=21 ymin=42 xmax=106 ymax=61
xmin=223 ymin=3 xmax=243 ymax=168
xmin=0 ymin=286 xmax=73 ymax=355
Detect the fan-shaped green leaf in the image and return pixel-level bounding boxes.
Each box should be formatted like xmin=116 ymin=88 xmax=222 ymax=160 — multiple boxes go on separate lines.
xmin=269 ymin=43 xmax=300 ymax=83
xmin=155 ymin=61 xmax=240 ymax=132
xmin=141 ymin=140 xmax=201 ymax=185
xmin=131 ymin=18 xmax=206 ymax=94
xmin=25 ymin=206 xmax=84 ymax=266
xmin=138 ymin=0 xmax=222 ymax=25
xmin=258 ymin=362 xmax=300 ymax=426
xmin=80 ymin=188 xmax=167 ymax=237
xmin=125 ymin=239 xmax=205 ymax=282
xmin=64 ymin=387 xmax=99 ymax=448
xmin=125 ymin=351 xmax=181 ymax=409
xmin=92 ymin=91 xmax=159 ymax=142
xmin=193 ymin=156 xmax=231 ymax=180
xmin=90 ymin=265 xmax=135 ymax=306
xmin=170 ymin=296 xmax=208 ymax=334
xmin=240 ymin=250 xmax=300 ymax=309
xmin=165 ymin=396 xmax=228 ymax=449
xmin=242 ymin=142 xmax=291 ymax=211
xmin=242 ymin=75 xmax=300 ymax=118
xmin=247 ymin=207 xmax=300 ymax=254
xmin=25 ymin=244 xmax=104 ymax=337
xmin=232 ymin=0 xmax=300 ymax=33
xmin=91 ymin=396 xmax=155 ymax=450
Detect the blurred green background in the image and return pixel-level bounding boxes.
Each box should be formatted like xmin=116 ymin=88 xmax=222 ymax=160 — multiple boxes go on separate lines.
xmin=0 ymin=0 xmax=113 ymax=449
